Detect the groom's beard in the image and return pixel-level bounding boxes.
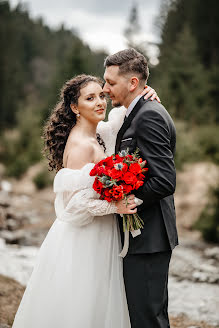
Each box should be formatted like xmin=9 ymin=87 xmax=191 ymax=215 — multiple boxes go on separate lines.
xmin=111 ymin=100 xmax=122 ymax=107
xmin=113 ymin=102 xmax=121 ymax=107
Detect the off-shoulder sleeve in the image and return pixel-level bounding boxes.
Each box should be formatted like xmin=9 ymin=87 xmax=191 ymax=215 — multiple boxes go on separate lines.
xmin=53 ymin=164 xmax=117 ymax=226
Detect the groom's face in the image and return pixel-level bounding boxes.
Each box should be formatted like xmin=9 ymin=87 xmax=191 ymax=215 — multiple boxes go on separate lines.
xmin=103 ymin=66 xmax=129 ymax=107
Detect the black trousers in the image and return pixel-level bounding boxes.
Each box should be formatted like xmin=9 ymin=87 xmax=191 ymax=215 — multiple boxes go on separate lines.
xmin=123 ymin=251 xmax=172 ymax=328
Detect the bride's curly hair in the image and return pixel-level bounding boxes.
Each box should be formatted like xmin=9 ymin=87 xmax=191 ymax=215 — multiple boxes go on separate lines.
xmin=43 ymin=74 xmax=106 ymax=172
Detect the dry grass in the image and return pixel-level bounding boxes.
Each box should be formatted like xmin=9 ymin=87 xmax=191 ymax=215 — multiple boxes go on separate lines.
xmin=170 ymin=314 xmax=217 ymax=328
xmin=0 ymin=275 xmax=24 ymax=326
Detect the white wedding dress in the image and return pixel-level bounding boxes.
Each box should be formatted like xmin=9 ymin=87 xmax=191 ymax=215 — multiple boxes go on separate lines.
xmin=12 ymin=107 xmax=130 ymax=328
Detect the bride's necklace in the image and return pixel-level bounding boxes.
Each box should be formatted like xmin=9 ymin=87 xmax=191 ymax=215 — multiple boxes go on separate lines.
xmin=96 ymin=133 xmax=106 ymax=152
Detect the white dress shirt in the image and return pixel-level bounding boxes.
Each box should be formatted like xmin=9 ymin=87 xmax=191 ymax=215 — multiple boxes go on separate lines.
xmin=125 ymin=95 xmax=142 ymax=117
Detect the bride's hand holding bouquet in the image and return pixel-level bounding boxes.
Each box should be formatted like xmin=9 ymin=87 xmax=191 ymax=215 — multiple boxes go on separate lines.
xmin=90 ymin=148 xmax=148 ymax=257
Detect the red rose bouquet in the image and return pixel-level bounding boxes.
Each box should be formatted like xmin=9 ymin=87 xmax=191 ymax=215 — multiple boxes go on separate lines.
xmin=90 ymin=148 xmax=148 ymax=235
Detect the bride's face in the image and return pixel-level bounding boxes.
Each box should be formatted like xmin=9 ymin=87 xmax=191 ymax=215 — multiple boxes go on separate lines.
xmin=72 ymin=82 xmax=107 ymax=123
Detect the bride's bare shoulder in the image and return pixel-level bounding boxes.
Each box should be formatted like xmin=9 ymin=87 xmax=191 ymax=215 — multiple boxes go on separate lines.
xmin=63 ymin=139 xmax=95 ymax=170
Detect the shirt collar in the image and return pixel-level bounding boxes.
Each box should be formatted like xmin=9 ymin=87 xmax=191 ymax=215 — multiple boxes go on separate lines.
xmin=125 ymin=95 xmax=142 ymax=117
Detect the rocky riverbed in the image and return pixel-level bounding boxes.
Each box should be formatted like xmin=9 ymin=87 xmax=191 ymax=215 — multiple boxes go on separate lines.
xmin=0 ymin=161 xmax=219 ymax=327
xmin=0 ymin=236 xmax=218 ymax=327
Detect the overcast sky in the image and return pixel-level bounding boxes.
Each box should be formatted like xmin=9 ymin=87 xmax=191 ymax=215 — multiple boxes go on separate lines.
xmin=9 ymin=0 xmax=161 ymax=61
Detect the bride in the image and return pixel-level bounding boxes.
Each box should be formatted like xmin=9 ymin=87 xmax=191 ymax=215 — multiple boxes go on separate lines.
xmin=12 ymin=74 xmax=158 ymax=328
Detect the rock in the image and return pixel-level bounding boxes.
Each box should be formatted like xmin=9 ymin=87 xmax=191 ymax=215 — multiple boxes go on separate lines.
xmin=0 ymin=228 xmax=42 ymax=247
xmin=0 ymin=206 xmax=7 ymax=229
xmin=192 ymin=271 xmax=209 ymax=282
xmin=169 ymin=276 xmax=219 ymax=326
xmin=0 ymin=237 xmax=6 ymax=249
xmin=0 ymin=204 xmax=29 ymax=231
xmin=0 ymin=180 xmax=12 ymax=193
xmin=204 ymin=247 xmax=219 ymax=261
xmin=0 ymin=244 xmax=37 ymax=285
xmin=170 ymin=241 xmax=219 ymax=284
xmin=6 ymin=218 xmax=20 ymax=231
xmin=0 ymin=200 xmax=10 ymax=208
xmin=0 ymin=230 xmax=27 ymax=244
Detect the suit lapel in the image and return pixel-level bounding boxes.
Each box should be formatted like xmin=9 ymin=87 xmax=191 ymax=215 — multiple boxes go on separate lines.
xmin=115 ymin=97 xmax=148 ymax=153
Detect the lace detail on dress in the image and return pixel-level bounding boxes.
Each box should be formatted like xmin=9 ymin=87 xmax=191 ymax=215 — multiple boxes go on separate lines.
xmin=53 ymin=163 xmax=117 ymax=226
xmin=87 ymin=198 xmax=118 ymax=216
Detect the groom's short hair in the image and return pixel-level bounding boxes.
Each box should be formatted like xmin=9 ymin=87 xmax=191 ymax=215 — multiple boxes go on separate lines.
xmin=104 ymin=48 xmax=149 ymax=83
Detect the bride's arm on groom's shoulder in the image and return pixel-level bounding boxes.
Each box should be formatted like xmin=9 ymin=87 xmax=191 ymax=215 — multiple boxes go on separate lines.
xmin=97 ymin=107 xmax=126 ymax=134
xmin=96 ymin=107 xmax=127 ymax=154
xmin=141 ymin=85 xmax=161 ymax=102
xmin=134 ymin=109 xmax=176 ymax=207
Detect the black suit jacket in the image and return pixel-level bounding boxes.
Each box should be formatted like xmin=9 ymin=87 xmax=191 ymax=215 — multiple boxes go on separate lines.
xmin=115 ymin=97 xmax=178 ymax=254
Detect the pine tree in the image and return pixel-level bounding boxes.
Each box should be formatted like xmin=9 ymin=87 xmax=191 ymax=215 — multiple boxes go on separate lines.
xmin=123 ymin=2 xmax=149 ymax=58
xmin=124 ymin=2 xmax=141 ymax=48
xmin=156 ymin=25 xmax=210 ymax=123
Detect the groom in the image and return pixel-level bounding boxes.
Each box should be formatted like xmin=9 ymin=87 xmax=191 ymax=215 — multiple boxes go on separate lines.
xmin=103 ymin=48 xmax=178 ymax=328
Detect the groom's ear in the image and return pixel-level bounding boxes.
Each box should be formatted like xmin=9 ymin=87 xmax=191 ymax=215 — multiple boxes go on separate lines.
xmin=129 ymin=77 xmax=139 ymax=92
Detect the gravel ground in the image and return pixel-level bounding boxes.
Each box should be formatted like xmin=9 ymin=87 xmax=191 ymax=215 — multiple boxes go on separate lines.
xmin=0 ymin=162 xmax=219 ymax=327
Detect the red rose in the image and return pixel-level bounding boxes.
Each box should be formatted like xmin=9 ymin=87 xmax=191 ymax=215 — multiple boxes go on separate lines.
xmin=114 ymin=154 xmax=123 ymax=162
xmin=96 ymin=165 xmax=106 ymax=176
xmin=137 ymin=173 xmax=145 ymax=181
xmin=129 ymin=163 xmax=142 ymax=175
xmin=123 ymin=172 xmax=137 ymax=185
xmin=120 ymin=162 xmax=128 ymax=173
xmin=121 ymin=183 xmax=133 ymax=194
xmin=90 ymin=166 xmax=98 ymax=176
xmin=97 ymin=158 xmax=107 ymax=166
xmin=109 ymin=168 xmax=124 ymax=179
xmin=110 ymin=185 xmax=124 ymax=200
xmin=93 ymin=178 xmax=103 ymax=193
xmin=103 ymin=156 xmax=114 ymax=167
xmin=109 ymin=162 xmax=128 ymax=179
xmin=103 ymin=188 xmax=113 ymax=202
xmin=134 ymin=180 xmax=144 ymax=189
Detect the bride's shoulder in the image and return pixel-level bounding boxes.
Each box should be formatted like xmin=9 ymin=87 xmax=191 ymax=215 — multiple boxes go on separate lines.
xmin=64 ymin=139 xmax=95 ymax=170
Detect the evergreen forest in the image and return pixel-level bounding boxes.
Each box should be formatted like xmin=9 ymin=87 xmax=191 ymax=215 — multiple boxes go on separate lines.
xmin=0 ymin=0 xmax=218 ymax=177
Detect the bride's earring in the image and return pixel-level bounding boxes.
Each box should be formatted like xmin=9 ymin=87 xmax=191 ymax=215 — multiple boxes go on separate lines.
xmin=76 ymin=112 xmax=80 ymax=118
